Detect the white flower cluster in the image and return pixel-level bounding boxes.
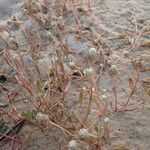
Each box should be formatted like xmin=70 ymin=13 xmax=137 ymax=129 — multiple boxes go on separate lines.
xmin=69 ymin=140 xmax=78 ymax=150
xmin=123 ymin=50 xmax=129 ymax=58
xmin=101 ymin=94 xmax=107 ymax=100
xmin=68 ymin=61 xmax=76 ymax=69
xmin=83 ymin=68 xmax=94 ymax=79
xmin=109 ymin=65 xmax=118 ymax=77
xmin=87 ymin=47 xmax=97 ymax=59
xmin=36 ymin=112 xmax=49 ymax=123
xmin=104 ymin=117 xmax=110 ymax=123
xmin=79 ymin=128 xmax=90 ymax=140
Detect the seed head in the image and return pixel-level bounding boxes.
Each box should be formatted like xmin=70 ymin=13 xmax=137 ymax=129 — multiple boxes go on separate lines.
xmin=69 ymin=140 xmax=78 ymax=150
xmin=82 ymin=87 xmax=88 ymax=93
xmin=83 ymin=68 xmax=94 ymax=79
xmin=87 ymin=47 xmax=97 ymax=59
xmin=101 ymin=94 xmax=107 ymax=100
xmin=103 ymin=89 xmax=107 ymax=93
xmin=107 ymin=59 xmax=111 ymax=65
xmin=36 ymin=112 xmax=49 ymax=123
xmin=46 ymin=32 xmax=55 ymax=40
xmin=123 ymin=50 xmax=129 ymax=58
xmin=68 ymin=61 xmax=76 ymax=69
xmin=79 ymin=128 xmax=90 ymax=140
xmin=100 ymin=63 xmax=104 ymax=68
xmin=9 ymin=38 xmax=18 ymax=50
xmin=109 ymin=65 xmax=118 ymax=77
xmin=104 ymin=117 xmax=110 ymax=123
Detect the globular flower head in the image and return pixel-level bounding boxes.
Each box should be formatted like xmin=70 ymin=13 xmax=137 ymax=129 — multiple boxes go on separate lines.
xmin=104 ymin=117 xmax=110 ymax=124
xmin=87 ymin=47 xmax=97 ymax=59
xmin=100 ymin=63 xmax=104 ymax=68
xmin=109 ymin=65 xmax=118 ymax=77
xmin=69 ymin=140 xmax=78 ymax=150
xmin=101 ymin=94 xmax=107 ymax=100
xmin=103 ymin=89 xmax=107 ymax=93
xmin=79 ymin=128 xmax=90 ymax=140
xmin=9 ymin=38 xmax=18 ymax=50
xmin=83 ymin=68 xmax=95 ymax=79
xmin=36 ymin=112 xmax=49 ymax=123
xmin=68 ymin=61 xmax=76 ymax=69
xmin=123 ymin=50 xmax=129 ymax=58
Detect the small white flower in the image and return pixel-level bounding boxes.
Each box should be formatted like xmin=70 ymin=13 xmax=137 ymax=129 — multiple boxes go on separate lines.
xmin=68 ymin=61 xmax=76 ymax=69
xmin=87 ymin=47 xmax=97 ymax=59
xmin=92 ymin=87 xmax=95 ymax=92
xmin=109 ymin=65 xmax=118 ymax=76
xmin=123 ymin=50 xmax=129 ymax=58
xmin=100 ymin=64 xmax=104 ymax=68
xmin=83 ymin=68 xmax=94 ymax=78
xmin=104 ymin=117 xmax=110 ymax=123
xmin=101 ymin=94 xmax=107 ymax=100
xmin=79 ymin=128 xmax=90 ymax=140
xmin=33 ymin=92 xmax=43 ymax=102
xmin=46 ymin=32 xmax=56 ymax=41
xmin=103 ymin=89 xmax=107 ymax=93
xmin=107 ymin=59 xmax=111 ymax=65
xmin=36 ymin=112 xmax=49 ymax=123
xmin=82 ymin=87 xmax=87 ymax=91
xmin=9 ymin=38 xmax=18 ymax=50
xmin=82 ymin=87 xmax=88 ymax=93
xmin=57 ymin=16 xmax=63 ymax=21
xmin=111 ymin=65 xmax=118 ymax=72
xmin=69 ymin=140 xmax=78 ymax=150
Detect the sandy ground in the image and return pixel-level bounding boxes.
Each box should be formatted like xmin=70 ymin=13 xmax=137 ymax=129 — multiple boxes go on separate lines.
xmin=0 ymin=0 xmax=150 ymax=150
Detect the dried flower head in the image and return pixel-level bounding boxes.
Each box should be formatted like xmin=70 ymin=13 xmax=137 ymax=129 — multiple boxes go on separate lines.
xmin=33 ymin=92 xmax=43 ymax=102
xmin=68 ymin=61 xmax=76 ymax=69
xmin=104 ymin=117 xmax=110 ymax=123
xmin=81 ymin=87 xmax=88 ymax=94
xmin=101 ymin=94 xmax=107 ymax=100
xmin=100 ymin=63 xmax=104 ymax=68
xmin=9 ymin=38 xmax=18 ymax=50
xmin=83 ymin=68 xmax=94 ymax=79
xmin=103 ymin=89 xmax=107 ymax=93
xmin=46 ymin=32 xmax=55 ymax=40
xmin=107 ymin=59 xmax=111 ymax=65
xmin=36 ymin=112 xmax=49 ymax=123
xmin=87 ymin=47 xmax=97 ymax=59
xmin=79 ymin=128 xmax=90 ymax=140
xmin=69 ymin=140 xmax=78 ymax=150
xmin=123 ymin=50 xmax=129 ymax=58
xmin=109 ymin=65 xmax=118 ymax=77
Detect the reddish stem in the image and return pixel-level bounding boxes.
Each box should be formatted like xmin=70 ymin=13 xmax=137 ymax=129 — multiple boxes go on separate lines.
xmin=123 ymin=71 xmax=140 ymax=109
